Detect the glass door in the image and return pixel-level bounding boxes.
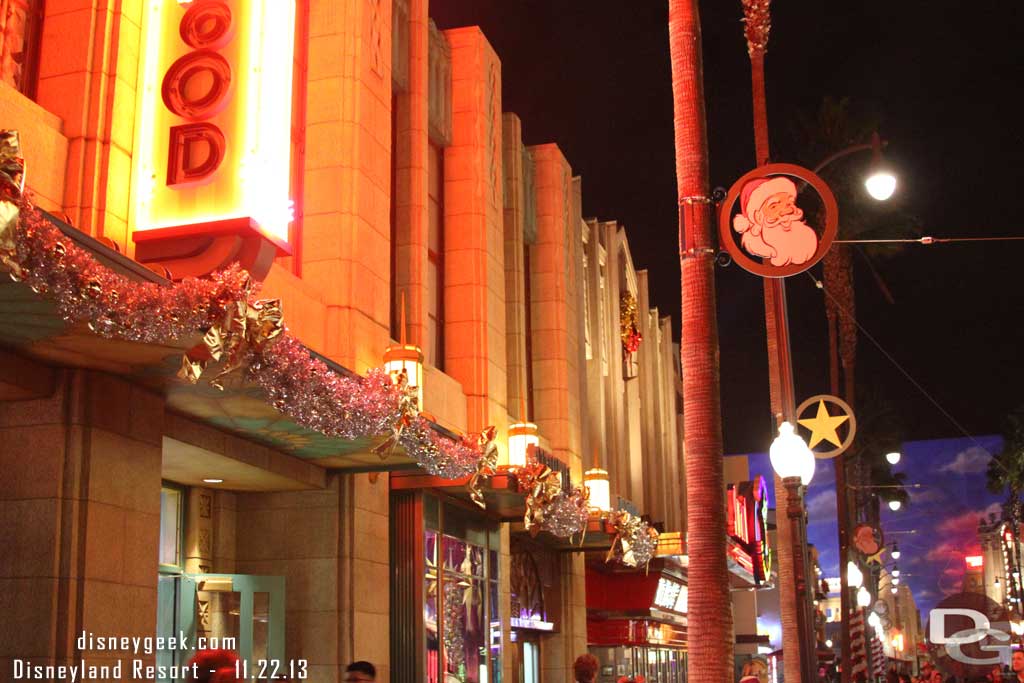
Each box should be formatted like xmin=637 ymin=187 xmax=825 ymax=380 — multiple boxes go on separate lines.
xmin=156 ymin=573 xmax=285 ymax=681
xmin=515 ymin=636 xmax=540 ymax=683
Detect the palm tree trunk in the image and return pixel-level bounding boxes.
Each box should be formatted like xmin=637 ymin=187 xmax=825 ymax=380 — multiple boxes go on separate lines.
xmin=668 ymin=3 xmax=732 ymax=682
xmin=742 ymin=2 xmax=810 ymax=680
xmin=823 ymin=245 xmax=857 ymax=408
xmin=824 ymin=247 xmax=852 ymax=683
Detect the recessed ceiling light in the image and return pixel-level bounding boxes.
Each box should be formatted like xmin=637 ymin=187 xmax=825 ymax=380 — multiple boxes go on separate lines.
xmin=203 ymin=478 xmax=224 ymax=484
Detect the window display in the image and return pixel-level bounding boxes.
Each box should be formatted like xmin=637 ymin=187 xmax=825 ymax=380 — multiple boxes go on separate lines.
xmin=423 ymin=497 xmax=501 ymax=683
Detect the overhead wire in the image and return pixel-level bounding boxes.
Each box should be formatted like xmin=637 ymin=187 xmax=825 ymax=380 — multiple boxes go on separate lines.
xmin=805 ymin=270 xmax=1001 ymax=466
xmin=835 ymin=235 xmax=1024 ymax=245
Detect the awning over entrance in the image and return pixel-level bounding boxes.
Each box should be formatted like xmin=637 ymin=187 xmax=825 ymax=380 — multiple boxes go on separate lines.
xmin=0 ymin=212 xmax=423 ymax=471
xmin=510 ymin=517 xmax=617 ymax=553
xmin=391 ymin=470 xmax=528 ymax=520
xmin=586 ymin=561 xmax=689 ymax=647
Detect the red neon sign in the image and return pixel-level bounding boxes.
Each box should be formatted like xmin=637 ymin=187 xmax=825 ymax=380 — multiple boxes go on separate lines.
xmin=727 ymin=476 xmax=772 ymax=583
xmin=133 ymin=0 xmax=295 ymax=248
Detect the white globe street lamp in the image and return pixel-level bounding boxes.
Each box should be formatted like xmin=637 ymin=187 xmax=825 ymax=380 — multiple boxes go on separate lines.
xmin=891 ymin=543 xmax=901 ymax=560
xmin=888 ymin=499 xmax=902 ymax=512
xmin=886 ymin=451 xmax=901 ymax=465
xmin=857 ymin=586 xmax=871 ymax=608
xmin=847 ymin=561 xmax=864 ymax=589
xmin=865 ymin=171 xmax=897 ymax=201
xmin=770 ymin=422 xmax=815 ymax=485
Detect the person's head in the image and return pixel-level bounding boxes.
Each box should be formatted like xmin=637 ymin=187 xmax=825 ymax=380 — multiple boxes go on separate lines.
xmin=573 ymin=654 xmax=599 ymax=683
xmin=1015 ymin=650 xmax=1024 ymax=674
xmin=345 ymin=661 xmax=376 ymax=683
xmin=188 ymin=649 xmax=241 ymax=683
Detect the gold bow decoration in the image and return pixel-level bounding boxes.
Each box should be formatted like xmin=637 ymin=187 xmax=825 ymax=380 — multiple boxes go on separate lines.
xmin=606 ymin=510 xmax=641 ymax=567
xmin=371 ymin=368 xmax=421 ymax=459
xmin=467 ymin=426 xmax=498 ymax=509
xmin=516 ymin=463 xmax=564 ymax=536
xmin=179 ymin=292 xmax=284 ymax=389
xmin=0 ymin=130 xmax=26 ymax=276
xmin=606 ymin=510 xmax=659 ymax=571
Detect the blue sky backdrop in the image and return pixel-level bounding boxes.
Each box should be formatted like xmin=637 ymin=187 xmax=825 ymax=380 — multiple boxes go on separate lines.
xmin=740 ymin=434 xmax=1005 ymax=620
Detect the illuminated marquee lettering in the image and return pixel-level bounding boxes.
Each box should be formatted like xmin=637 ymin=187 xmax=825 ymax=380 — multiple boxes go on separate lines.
xmin=167 ymin=123 xmax=226 ymax=186
xmin=132 ymin=0 xmax=296 ymax=248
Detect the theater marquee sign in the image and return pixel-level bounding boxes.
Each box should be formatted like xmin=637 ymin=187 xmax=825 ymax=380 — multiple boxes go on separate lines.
xmin=132 ymin=0 xmax=296 ymax=257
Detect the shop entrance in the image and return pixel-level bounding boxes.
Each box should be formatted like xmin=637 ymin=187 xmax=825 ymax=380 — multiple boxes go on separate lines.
xmin=157 ymin=573 xmax=285 ymax=680
xmin=513 ymin=633 xmax=541 ymax=683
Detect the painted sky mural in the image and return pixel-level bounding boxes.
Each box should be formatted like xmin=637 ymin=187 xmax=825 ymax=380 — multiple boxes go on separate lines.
xmin=743 ymin=434 xmax=1005 ymax=622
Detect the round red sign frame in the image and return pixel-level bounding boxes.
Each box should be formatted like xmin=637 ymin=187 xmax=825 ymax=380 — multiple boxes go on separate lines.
xmin=718 ymin=163 xmax=839 ymax=278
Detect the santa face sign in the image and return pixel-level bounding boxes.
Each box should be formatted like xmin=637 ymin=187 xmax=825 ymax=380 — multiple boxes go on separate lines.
xmin=719 ymin=163 xmax=839 ymax=278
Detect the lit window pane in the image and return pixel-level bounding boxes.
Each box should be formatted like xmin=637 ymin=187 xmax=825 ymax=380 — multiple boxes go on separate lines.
xmin=159 ymin=487 xmax=182 ymax=566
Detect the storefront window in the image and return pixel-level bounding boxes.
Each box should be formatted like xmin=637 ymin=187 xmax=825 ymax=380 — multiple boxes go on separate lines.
xmin=160 ymin=484 xmax=184 ymax=570
xmin=422 ymin=498 xmax=501 ymax=683
xmin=591 ymin=647 xmax=686 ymax=683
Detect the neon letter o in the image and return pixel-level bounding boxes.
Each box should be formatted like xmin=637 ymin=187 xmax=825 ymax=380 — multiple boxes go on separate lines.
xmin=161 ymin=50 xmax=232 ymax=121
xmin=179 ymin=1 xmax=234 ymax=50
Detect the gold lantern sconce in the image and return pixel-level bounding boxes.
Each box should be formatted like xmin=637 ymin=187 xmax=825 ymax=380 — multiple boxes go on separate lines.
xmin=383 ymin=343 xmax=424 ymax=410
xmin=506 ymin=421 xmax=539 ymax=469
xmin=584 ymin=467 xmax=612 ymax=513
xmin=384 ymin=292 xmax=424 ymax=409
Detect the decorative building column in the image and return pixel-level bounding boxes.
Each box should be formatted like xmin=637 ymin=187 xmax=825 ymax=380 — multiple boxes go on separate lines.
xmin=637 ymin=271 xmax=667 ymax=523
xmin=235 ymin=472 xmax=391 ymax=683
xmin=37 ymin=1 xmax=144 ymax=251
xmin=502 ymin=113 xmax=530 ymax=423
xmin=0 ymin=368 xmax=164 ymax=675
xmin=528 ymin=144 xmax=584 ymax=476
xmin=441 ymin=27 xmax=507 ymax=433
xmin=392 ymin=0 xmax=430 ymax=349
xmin=598 ymin=221 xmax=629 ymax=502
xmin=660 ymin=315 xmax=685 ymax=533
xmin=301 ymin=0 xmax=393 ymax=371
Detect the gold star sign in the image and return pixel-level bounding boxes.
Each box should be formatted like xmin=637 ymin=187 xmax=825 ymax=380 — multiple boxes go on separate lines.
xmin=798 ymin=399 xmax=850 ymax=449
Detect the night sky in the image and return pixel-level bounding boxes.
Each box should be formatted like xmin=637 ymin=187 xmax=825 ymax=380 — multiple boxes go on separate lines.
xmin=430 ymin=1 xmax=1024 ymax=455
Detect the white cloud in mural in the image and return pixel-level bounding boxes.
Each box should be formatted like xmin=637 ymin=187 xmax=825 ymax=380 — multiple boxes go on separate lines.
xmin=806 ymin=489 xmax=837 ymax=518
xmin=936 ymin=502 xmax=1002 ymax=538
xmin=939 ymin=446 xmax=993 ymax=474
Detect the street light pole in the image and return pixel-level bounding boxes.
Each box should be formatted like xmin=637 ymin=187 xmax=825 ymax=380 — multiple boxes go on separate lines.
xmin=784 ymin=476 xmax=816 ymax=683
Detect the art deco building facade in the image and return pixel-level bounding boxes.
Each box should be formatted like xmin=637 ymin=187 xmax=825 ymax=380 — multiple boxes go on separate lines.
xmin=0 ymin=2 xmax=691 ymax=683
